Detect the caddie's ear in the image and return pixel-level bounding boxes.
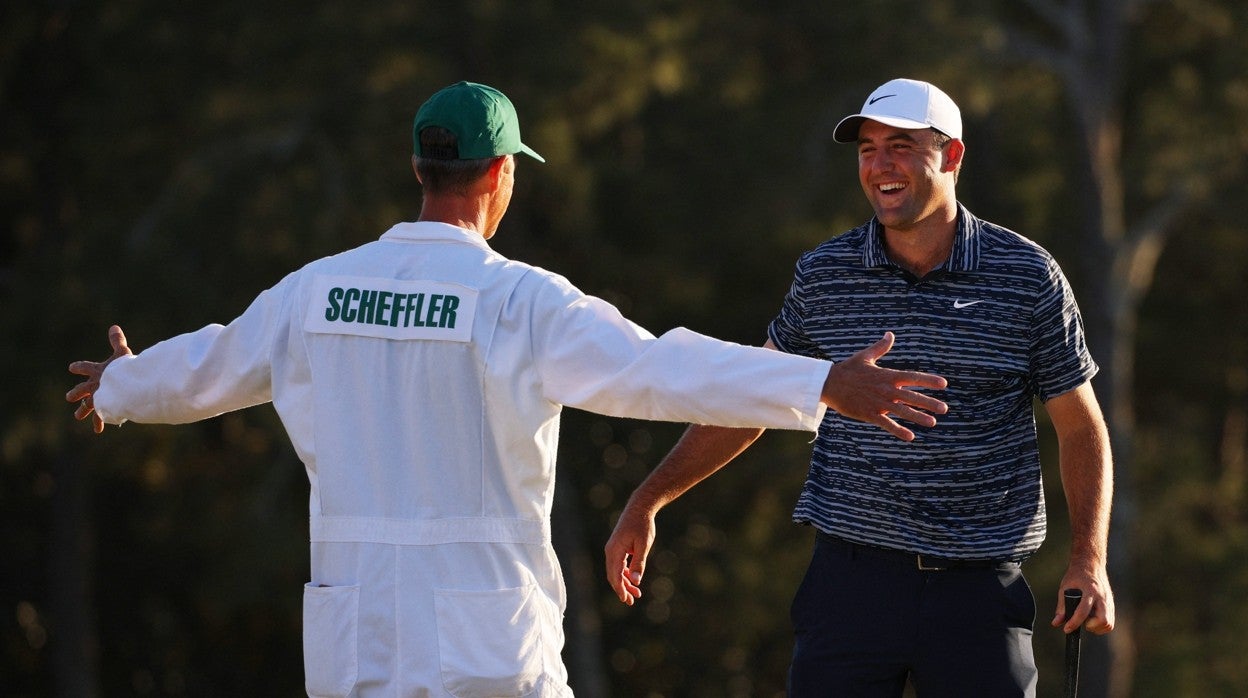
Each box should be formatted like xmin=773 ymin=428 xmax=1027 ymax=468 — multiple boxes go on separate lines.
xmin=485 ymin=154 xmax=512 ymax=190
xmin=411 ymin=154 xmax=423 ymax=184
xmin=492 ymin=154 xmax=513 ymax=177
xmin=943 ymin=139 xmax=965 ymax=173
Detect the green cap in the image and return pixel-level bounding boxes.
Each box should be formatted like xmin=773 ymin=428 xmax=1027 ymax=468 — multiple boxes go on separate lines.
xmin=413 ymin=81 xmax=545 ymax=162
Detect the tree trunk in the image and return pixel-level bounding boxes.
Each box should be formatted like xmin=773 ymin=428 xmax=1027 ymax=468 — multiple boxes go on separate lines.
xmin=553 ymin=477 xmax=611 ymax=697
xmin=1080 ymin=258 xmax=1140 ymax=698
xmin=22 ymin=4 xmax=104 ymax=695
xmin=1007 ymin=1 xmax=1182 ymax=694
xmin=48 ymin=450 xmax=101 ymax=698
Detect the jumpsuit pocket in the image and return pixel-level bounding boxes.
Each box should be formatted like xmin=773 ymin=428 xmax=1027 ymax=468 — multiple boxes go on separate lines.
xmin=302 ymin=583 xmax=360 ymax=698
xmin=435 ymin=584 xmax=544 ymax=698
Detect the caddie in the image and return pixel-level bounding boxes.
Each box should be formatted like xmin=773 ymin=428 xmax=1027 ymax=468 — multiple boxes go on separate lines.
xmin=68 ymin=81 xmax=948 ymax=697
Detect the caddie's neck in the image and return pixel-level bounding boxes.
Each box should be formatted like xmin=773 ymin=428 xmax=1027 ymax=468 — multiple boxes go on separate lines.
xmin=415 ymin=155 xmax=514 ymax=240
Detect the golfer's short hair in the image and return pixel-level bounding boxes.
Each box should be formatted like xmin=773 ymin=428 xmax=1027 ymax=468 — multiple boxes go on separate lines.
xmin=415 ymin=127 xmax=499 ymax=194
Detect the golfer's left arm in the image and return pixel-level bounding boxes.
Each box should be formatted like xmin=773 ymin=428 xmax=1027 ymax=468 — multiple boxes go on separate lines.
xmin=1045 ymin=380 xmax=1115 ymax=635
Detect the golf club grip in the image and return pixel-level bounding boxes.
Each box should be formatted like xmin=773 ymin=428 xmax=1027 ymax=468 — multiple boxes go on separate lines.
xmin=1063 ymin=589 xmax=1083 ymax=698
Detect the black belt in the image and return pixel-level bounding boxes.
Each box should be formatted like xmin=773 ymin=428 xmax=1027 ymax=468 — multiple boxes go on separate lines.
xmin=815 ymin=531 xmax=1018 ymax=571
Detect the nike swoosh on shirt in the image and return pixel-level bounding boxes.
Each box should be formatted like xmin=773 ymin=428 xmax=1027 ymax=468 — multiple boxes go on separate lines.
xmin=868 ymin=94 xmax=896 ymax=105
xmin=953 ymin=299 xmax=984 ymax=309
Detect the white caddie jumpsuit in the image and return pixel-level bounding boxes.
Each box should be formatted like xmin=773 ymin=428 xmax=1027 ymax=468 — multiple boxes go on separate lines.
xmin=94 ymin=221 xmax=831 ymax=697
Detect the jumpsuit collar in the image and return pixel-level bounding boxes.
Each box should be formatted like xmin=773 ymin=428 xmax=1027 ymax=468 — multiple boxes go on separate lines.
xmin=380 ymin=221 xmax=495 ymax=252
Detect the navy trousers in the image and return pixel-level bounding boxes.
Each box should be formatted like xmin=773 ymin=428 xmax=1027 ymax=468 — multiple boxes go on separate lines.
xmin=788 ymin=534 xmax=1038 ymax=697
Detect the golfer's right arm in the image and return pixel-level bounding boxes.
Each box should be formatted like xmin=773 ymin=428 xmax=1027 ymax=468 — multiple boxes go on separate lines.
xmin=605 ymin=334 xmax=948 ymax=605
xmin=604 ymin=424 xmax=758 ymax=604
xmin=606 ymin=423 xmax=764 ymax=605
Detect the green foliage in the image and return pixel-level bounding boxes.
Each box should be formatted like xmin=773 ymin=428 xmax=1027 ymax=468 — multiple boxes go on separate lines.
xmin=4 ymin=0 xmax=1248 ymax=696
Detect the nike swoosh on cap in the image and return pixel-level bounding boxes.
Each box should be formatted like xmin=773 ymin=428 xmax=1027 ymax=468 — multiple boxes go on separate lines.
xmin=868 ymin=94 xmax=896 ymax=105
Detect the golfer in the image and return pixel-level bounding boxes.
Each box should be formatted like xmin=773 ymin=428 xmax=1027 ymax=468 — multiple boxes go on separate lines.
xmin=606 ymin=78 xmax=1115 ymax=697
xmin=68 ymin=81 xmax=948 ymax=697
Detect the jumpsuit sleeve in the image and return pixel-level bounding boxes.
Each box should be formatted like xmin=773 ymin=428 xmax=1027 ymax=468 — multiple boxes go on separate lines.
xmin=526 ymin=272 xmax=829 ymax=431
xmin=93 ymin=274 xmax=297 ymax=425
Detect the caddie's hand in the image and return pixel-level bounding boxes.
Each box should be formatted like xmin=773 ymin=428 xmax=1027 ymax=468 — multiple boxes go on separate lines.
xmin=821 ymin=332 xmax=948 ymax=441
xmin=66 ymin=325 xmax=132 ymax=434
xmin=1052 ymin=562 xmax=1115 ymax=635
xmin=604 ymin=503 xmax=656 ymax=606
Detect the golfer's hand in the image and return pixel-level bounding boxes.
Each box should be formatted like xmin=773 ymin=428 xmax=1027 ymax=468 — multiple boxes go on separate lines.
xmin=821 ymin=332 xmax=948 ymax=441
xmin=66 ymin=325 xmax=132 ymax=434
xmin=1052 ymin=563 xmax=1115 ymax=635
xmin=604 ymin=503 xmax=656 ymax=606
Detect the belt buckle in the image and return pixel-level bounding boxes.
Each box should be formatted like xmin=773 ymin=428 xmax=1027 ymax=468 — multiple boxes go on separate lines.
xmin=916 ymin=554 xmax=946 ymax=571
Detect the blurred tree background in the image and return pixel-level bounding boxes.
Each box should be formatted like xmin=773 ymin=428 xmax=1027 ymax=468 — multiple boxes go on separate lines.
xmin=3 ymin=0 xmax=1246 ymax=696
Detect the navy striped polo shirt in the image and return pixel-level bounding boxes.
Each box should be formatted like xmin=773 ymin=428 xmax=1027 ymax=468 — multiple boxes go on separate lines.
xmin=768 ymin=205 xmax=1097 ymax=560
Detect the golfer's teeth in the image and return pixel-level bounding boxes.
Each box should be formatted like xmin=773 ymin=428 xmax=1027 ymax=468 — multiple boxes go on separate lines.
xmin=880 ymin=182 xmax=905 ymax=192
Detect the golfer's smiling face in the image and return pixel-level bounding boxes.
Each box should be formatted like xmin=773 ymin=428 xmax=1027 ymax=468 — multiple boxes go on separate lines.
xmin=856 ymin=120 xmax=958 ymax=234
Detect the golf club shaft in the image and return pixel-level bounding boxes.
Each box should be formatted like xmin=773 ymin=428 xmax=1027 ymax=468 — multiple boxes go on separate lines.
xmin=1063 ymin=589 xmax=1083 ymax=698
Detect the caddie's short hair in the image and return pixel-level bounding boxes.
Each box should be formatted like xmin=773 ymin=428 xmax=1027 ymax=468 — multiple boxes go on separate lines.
xmin=414 ymin=127 xmax=499 ymax=194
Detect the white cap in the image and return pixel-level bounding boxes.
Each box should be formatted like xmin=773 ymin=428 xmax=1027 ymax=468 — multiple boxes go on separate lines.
xmin=833 ymin=78 xmax=962 ymax=143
